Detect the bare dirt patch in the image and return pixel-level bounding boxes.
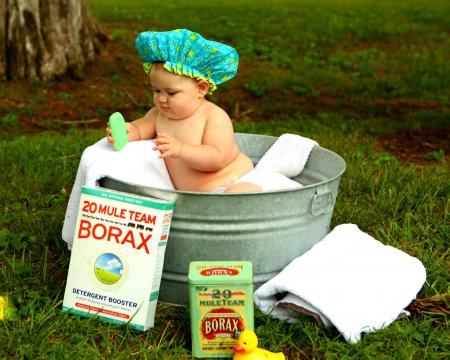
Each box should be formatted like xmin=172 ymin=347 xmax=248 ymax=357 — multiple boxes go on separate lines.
xmin=1 ymin=31 xmax=448 ymax=166
xmin=381 ymin=129 xmax=449 ymax=165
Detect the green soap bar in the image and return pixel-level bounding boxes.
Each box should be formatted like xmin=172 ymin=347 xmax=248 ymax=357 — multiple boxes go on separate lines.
xmin=109 ymin=112 xmax=128 ymax=151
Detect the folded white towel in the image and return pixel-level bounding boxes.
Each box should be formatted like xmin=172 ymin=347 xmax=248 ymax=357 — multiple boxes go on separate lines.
xmin=62 ymin=138 xmax=175 ymax=247
xmin=255 ymin=133 xmax=318 ymax=177
xmin=254 ymin=224 xmax=426 ymax=343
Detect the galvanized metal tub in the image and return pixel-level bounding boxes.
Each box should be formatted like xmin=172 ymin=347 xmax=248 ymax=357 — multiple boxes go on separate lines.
xmin=99 ymin=133 xmax=346 ymax=304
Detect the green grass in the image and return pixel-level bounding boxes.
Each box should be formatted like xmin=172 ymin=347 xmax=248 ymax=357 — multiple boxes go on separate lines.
xmin=1 ymin=0 xmax=449 ymax=358
xmin=0 ymin=124 xmax=448 ymax=358
xmin=90 ymin=0 xmax=450 ymax=109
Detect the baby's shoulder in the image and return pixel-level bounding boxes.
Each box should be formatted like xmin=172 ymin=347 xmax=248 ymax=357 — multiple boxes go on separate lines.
xmin=203 ymin=101 xmax=230 ymax=122
xmin=148 ymin=106 xmax=159 ymax=117
xmin=142 ymin=106 xmax=159 ymax=122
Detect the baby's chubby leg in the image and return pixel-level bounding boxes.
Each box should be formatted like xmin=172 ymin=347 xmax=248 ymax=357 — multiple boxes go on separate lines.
xmin=224 ymin=182 xmax=262 ymax=193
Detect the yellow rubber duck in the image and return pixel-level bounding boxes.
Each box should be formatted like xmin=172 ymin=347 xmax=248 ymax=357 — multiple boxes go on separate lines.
xmin=0 ymin=296 xmax=5 ymax=321
xmin=233 ymin=329 xmax=286 ymax=360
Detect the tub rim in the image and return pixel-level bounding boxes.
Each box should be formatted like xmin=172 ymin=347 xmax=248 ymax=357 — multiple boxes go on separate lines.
xmin=99 ymin=138 xmax=346 ymax=198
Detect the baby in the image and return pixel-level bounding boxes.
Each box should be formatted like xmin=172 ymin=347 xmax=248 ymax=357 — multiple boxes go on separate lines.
xmin=107 ymin=29 xmax=261 ymax=193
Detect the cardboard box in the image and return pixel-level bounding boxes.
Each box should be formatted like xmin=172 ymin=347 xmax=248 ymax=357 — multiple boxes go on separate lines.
xmin=62 ymin=186 xmax=174 ymax=331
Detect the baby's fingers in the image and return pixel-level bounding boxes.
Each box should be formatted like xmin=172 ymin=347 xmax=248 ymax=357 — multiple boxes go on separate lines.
xmin=155 ymin=136 xmax=172 ymax=145
xmin=105 ymin=125 xmax=115 ymax=143
xmin=154 ymin=144 xmax=173 ymax=157
xmin=154 ymin=143 xmax=168 ymax=152
xmin=158 ymin=149 xmax=175 ymax=158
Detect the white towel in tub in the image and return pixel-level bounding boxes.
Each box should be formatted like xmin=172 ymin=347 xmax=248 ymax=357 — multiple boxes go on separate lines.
xmin=62 ymin=138 xmax=175 ymax=248
xmin=255 ymin=133 xmax=318 ymax=177
xmin=254 ymin=224 xmax=427 ymax=343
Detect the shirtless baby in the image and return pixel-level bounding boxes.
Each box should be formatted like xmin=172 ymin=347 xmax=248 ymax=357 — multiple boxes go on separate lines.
xmin=107 ymin=29 xmax=261 ymax=193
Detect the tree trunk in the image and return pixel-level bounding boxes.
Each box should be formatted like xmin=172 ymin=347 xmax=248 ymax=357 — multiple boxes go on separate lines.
xmin=0 ymin=0 xmax=108 ymax=80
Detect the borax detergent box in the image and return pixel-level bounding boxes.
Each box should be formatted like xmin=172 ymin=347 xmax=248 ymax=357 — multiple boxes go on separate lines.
xmin=189 ymin=261 xmax=254 ymax=358
xmin=62 ymin=186 xmax=174 ymax=331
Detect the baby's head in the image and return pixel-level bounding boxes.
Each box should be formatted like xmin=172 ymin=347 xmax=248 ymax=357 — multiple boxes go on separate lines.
xmin=149 ymin=62 xmax=210 ymax=119
xmin=135 ymin=29 xmax=239 ymax=95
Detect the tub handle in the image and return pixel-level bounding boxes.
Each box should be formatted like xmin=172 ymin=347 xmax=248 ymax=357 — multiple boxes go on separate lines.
xmin=311 ymin=186 xmax=334 ymax=216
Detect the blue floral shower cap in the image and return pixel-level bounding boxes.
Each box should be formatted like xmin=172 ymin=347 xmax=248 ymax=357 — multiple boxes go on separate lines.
xmin=135 ymin=29 xmax=239 ymax=94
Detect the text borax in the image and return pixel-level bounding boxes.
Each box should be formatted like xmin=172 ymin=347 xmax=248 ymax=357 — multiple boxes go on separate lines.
xmin=82 ymin=199 xmax=156 ymax=224
xmin=77 ymin=220 xmax=152 ymax=254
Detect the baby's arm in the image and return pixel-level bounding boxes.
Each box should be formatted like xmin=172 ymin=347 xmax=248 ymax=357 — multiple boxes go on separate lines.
xmin=129 ymin=107 xmax=158 ymax=140
xmin=107 ymin=108 xmax=157 ymax=143
xmin=154 ymin=108 xmax=235 ymax=172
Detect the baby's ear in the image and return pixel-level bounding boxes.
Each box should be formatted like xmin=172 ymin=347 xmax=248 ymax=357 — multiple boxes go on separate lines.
xmin=197 ymin=80 xmax=209 ymax=96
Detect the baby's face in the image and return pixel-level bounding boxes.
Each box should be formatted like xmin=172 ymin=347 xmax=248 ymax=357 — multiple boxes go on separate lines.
xmin=150 ymin=63 xmax=205 ymax=120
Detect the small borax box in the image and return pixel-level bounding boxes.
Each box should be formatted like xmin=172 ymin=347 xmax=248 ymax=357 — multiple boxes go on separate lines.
xmin=189 ymin=261 xmax=254 ymax=358
xmin=62 ymin=186 xmax=174 ymax=331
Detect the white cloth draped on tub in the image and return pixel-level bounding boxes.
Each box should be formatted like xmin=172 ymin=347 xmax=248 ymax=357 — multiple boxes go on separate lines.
xmin=62 ymin=138 xmax=175 ymax=248
xmin=62 ymin=134 xmax=318 ymax=247
xmin=253 ymin=224 xmax=427 ymax=343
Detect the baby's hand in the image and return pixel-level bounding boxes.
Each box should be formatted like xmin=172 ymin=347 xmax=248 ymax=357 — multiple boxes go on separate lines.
xmin=106 ymin=124 xmax=114 ymax=144
xmin=106 ymin=122 xmax=131 ymax=144
xmin=153 ymin=133 xmax=182 ymax=159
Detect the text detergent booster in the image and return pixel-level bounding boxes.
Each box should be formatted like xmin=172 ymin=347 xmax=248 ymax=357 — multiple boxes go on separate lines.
xmin=189 ymin=261 xmax=254 ymax=358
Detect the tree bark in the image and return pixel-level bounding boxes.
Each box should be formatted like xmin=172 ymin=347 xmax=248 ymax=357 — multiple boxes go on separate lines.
xmin=0 ymin=0 xmax=108 ymax=80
